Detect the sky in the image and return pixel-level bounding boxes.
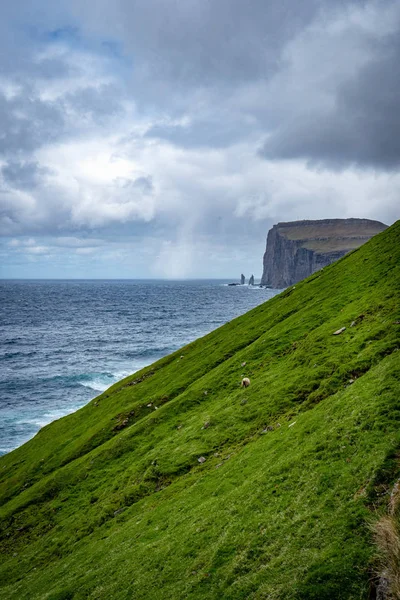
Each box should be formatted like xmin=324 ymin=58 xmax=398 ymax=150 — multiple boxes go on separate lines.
xmin=0 ymin=0 xmax=399 ymax=279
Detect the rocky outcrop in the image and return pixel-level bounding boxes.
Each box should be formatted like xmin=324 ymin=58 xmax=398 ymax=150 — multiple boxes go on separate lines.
xmin=261 ymin=218 xmax=387 ymax=288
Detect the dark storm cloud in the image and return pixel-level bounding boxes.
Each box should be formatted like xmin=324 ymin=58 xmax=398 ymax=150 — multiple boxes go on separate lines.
xmin=73 ymin=0 xmax=400 ymax=173
xmin=71 ymin=0 xmax=321 ymax=105
xmin=64 ymin=84 xmax=125 ymax=120
xmin=1 ymin=161 xmax=50 ymax=190
xmin=0 ymin=2 xmax=129 ymax=165
xmin=260 ymin=20 xmax=400 ymax=170
xmin=0 ymin=92 xmax=66 ymax=156
xmin=145 ymin=117 xmax=254 ymax=149
xmin=2 ymin=0 xmax=398 ymax=165
xmin=131 ymin=176 xmax=154 ymax=195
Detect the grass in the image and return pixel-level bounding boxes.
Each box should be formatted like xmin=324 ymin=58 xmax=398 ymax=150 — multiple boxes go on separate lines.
xmin=0 ymin=221 xmax=399 ymax=599
xmin=297 ymin=238 xmax=373 ymax=253
xmin=278 ymin=219 xmax=386 ymax=242
xmin=277 ymin=219 xmax=387 ymax=254
xmin=372 ymin=478 xmax=400 ymax=598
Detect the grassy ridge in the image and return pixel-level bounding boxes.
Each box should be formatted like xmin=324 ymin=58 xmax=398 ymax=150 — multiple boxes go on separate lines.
xmin=0 ymin=222 xmax=399 ymax=599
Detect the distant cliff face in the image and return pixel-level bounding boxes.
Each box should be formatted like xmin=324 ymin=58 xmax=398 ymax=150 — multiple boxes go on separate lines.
xmin=261 ymin=218 xmax=387 ymax=288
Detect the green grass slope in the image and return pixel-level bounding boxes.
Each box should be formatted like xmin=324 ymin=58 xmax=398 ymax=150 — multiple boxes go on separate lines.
xmin=1 ymin=222 xmax=399 ymax=600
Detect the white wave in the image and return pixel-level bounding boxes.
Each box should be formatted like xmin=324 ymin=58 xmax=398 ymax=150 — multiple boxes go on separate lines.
xmin=113 ymin=370 xmax=131 ymax=380
xmin=80 ymin=379 xmax=111 ymax=392
xmin=17 ymin=406 xmax=82 ymax=429
xmin=79 ymin=370 xmax=131 ymax=392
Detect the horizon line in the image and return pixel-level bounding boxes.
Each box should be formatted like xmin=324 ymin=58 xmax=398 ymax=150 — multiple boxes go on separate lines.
xmin=0 ymin=277 xmax=261 ymax=281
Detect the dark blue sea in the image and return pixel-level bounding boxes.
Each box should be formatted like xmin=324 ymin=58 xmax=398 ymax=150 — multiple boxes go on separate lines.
xmin=0 ymin=280 xmax=279 ymax=455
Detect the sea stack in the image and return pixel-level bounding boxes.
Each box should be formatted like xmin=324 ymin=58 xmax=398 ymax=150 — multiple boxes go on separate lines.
xmin=241 ymin=274 xmax=245 ymax=285
xmin=249 ymin=275 xmax=255 ymax=286
xmin=261 ymin=218 xmax=387 ymax=288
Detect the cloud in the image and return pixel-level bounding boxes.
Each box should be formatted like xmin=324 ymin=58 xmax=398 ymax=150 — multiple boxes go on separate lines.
xmin=53 ymin=236 xmax=105 ymax=248
xmin=0 ymin=0 xmax=399 ymax=278
xmin=70 ymin=176 xmax=156 ymax=227
xmin=144 ymin=116 xmax=253 ymax=150
xmin=25 ymin=245 xmax=49 ymax=254
xmin=71 ymin=0 xmax=320 ymax=89
xmin=259 ymin=1 xmax=400 ymax=169
xmin=153 ymin=239 xmax=195 ymax=279
xmin=1 ymin=161 xmax=51 ymax=190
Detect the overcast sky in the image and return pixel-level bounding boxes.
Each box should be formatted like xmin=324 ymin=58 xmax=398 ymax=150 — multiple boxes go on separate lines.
xmin=0 ymin=0 xmax=399 ymax=278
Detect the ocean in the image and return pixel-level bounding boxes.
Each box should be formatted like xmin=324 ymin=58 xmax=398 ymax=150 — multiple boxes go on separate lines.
xmin=0 ymin=280 xmax=279 ymax=455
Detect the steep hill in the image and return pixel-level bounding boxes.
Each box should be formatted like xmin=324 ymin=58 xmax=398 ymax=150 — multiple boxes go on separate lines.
xmin=261 ymin=218 xmax=387 ymax=288
xmin=0 ymin=222 xmax=399 ymax=600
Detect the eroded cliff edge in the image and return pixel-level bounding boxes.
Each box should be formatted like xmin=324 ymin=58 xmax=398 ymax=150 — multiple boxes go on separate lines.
xmin=261 ymin=218 xmax=387 ymax=288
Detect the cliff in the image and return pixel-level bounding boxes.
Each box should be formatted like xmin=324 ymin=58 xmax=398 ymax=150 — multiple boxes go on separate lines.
xmin=261 ymin=218 xmax=387 ymax=288
xmin=0 ymin=222 xmax=399 ymax=599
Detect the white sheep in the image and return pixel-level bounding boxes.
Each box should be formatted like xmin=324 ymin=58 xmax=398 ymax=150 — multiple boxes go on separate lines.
xmin=241 ymin=377 xmax=251 ymax=388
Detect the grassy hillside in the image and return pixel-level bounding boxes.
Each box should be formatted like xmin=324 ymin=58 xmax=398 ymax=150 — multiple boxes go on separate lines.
xmin=0 ymin=221 xmax=399 ymax=600
xmin=277 ymin=219 xmax=387 ymax=255
xmin=279 ymin=219 xmax=386 ymax=242
xmin=297 ymin=237 xmax=375 ymax=253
